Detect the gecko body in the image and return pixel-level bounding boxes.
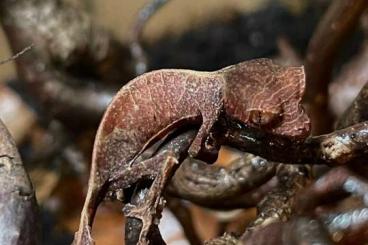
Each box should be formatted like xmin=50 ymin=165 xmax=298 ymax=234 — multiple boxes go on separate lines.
xmin=74 ymin=58 xmax=310 ymax=244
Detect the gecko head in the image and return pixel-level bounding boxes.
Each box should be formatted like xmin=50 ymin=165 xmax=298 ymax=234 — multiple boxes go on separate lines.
xmin=221 ymin=58 xmax=310 ymax=140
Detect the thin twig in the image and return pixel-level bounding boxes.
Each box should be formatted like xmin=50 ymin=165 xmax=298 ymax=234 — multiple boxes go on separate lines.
xmin=0 ymin=44 xmax=33 ymax=65
xmin=244 ymin=164 xmax=309 ymax=233
xmin=130 ymin=0 xmax=170 ymax=75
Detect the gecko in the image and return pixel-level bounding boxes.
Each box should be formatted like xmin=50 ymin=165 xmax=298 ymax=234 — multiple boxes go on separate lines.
xmin=73 ymin=58 xmax=310 ymax=244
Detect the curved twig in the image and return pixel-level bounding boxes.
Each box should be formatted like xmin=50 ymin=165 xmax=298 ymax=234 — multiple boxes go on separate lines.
xmin=304 ymin=0 xmax=368 ymax=134
xmin=168 ymin=154 xmax=276 ymax=207
xmin=130 ymin=0 xmax=171 ymax=75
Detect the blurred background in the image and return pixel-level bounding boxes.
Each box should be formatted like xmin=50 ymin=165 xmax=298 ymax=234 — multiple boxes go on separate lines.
xmin=2 ymin=0 xmax=365 ymax=244
xmin=0 ymin=0 xmax=308 ymax=81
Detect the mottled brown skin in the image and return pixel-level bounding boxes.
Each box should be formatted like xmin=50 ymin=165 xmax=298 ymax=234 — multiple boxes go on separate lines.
xmin=73 ymin=58 xmax=310 ymax=244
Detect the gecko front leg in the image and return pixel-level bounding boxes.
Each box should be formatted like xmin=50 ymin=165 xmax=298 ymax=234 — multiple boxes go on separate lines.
xmin=187 ymin=120 xmax=214 ymax=159
xmin=188 ymin=95 xmax=223 ymax=162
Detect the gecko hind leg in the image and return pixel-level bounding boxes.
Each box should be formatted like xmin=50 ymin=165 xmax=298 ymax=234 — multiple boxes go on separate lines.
xmin=123 ymin=151 xmax=180 ymax=245
xmin=109 ymin=130 xmax=196 ymax=186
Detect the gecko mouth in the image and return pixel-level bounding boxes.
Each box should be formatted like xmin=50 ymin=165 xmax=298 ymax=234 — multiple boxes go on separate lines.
xmin=248 ymin=110 xmax=283 ymax=131
xmin=218 ymin=116 xmax=297 ymax=147
xmin=271 ymin=107 xmax=311 ymax=139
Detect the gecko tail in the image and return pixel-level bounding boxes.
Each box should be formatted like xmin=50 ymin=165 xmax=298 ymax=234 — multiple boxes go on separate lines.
xmin=73 ymin=182 xmax=107 ymax=245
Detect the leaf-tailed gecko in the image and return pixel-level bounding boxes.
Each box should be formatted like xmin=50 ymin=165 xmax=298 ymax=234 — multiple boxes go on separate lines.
xmin=73 ymin=58 xmax=310 ymax=244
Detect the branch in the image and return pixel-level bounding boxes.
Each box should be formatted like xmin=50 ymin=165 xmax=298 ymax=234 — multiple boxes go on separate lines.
xmin=244 ymin=164 xmax=309 ymax=232
xmin=168 ymin=154 xmax=276 ymax=208
xmin=205 ymin=233 xmax=239 ymax=245
xmin=321 ymin=208 xmax=368 ymax=243
xmin=239 ymin=216 xmax=333 ymax=245
xmin=0 ymin=0 xmax=132 ymax=81
xmin=329 ymin=43 xmax=368 ymax=117
xmin=0 ymin=0 xmax=132 ymax=125
xmin=221 ymin=119 xmax=368 ymax=166
xmin=18 ymin=65 xmax=116 ymax=126
xmin=304 ymin=0 xmax=368 ymax=134
xmin=0 ymin=119 xmax=39 ymax=244
xmin=336 ymin=81 xmax=368 ymax=129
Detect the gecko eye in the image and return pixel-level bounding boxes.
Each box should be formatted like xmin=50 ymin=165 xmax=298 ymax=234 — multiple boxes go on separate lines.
xmin=249 ymin=110 xmax=281 ymax=128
